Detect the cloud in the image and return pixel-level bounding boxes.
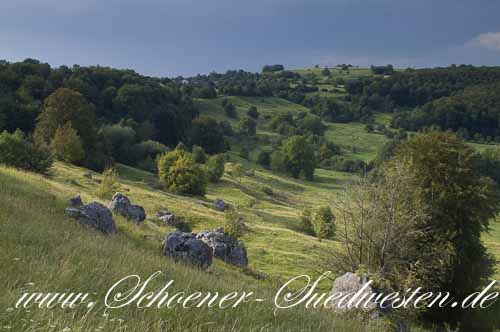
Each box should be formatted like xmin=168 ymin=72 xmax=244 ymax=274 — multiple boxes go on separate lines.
xmin=469 ymin=32 xmax=500 ymax=51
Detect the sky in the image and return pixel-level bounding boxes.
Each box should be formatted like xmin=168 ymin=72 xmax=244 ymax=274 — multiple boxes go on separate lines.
xmin=1 ymin=0 xmax=500 ymax=77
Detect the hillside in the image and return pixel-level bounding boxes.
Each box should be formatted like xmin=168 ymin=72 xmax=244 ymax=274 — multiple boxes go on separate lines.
xmin=2 ymin=62 xmax=500 ymax=331
xmin=0 ymin=165 xmax=395 ymax=332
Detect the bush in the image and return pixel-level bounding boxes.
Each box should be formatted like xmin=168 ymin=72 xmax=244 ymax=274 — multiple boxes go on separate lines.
xmin=313 ymin=206 xmax=335 ymax=241
xmin=192 ymin=145 xmax=207 ymax=164
xmin=51 ymin=122 xmax=85 ymax=163
xmin=224 ymin=209 xmax=246 ymax=239
xmin=95 ymin=168 xmax=118 ymax=199
xmin=157 ymin=150 xmax=207 ymax=196
xmin=224 ymin=102 xmax=238 ymax=119
xmin=239 ymin=116 xmax=257 ymax=137
xmin=300 ymin=208 xmax=314 ymax=235
xmin=0 ymin=130 xmax=53 ymax=174
xmin=247 ymin=106 xmax=259 ymax=119
xmin=231 ymin=163 xmax=244 ymax=184
xmin=205 ymin=154 xmax=225 ymax=183
xmin=257 ymin=150 xmax=271 ymax=169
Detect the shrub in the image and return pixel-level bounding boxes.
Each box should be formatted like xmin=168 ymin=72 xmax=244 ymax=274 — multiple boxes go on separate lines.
xmin=231 ymin=163 xmax=244 ymax=184
xmin=157 ymin=150 xmax=207 ymax=196
xmin=300 ymin=208 xmax=314 ymax=235
xmin=205 ymin=154 xmax=225 ymax=183
xmin=224 ymin=209 xmax=245 ymax=239
xmin=257 ymin=150 xmax=271 ymax=169
xmin=50 ymin=122 xmax=85 ymax=163
xmin=192 ymin=145 xmax=207 ymax=164
xmin=313 ymin=206 xmax=335 ymax=241
xmin=95 ymin=168 xmax=118 ymax=199
xmin=247 ymin=106 xmax=259 ymax=119
xmin=224 ymin=102 xmax=238 ymax=119
xmin=0 ymin=130 xmax=53 ymax=174
xmin=239 ymin=116 xmax=256 ymax=136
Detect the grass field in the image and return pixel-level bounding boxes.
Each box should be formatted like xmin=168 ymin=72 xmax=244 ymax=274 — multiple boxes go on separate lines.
xmin=0 ymin=166 xmax=395 ymax=332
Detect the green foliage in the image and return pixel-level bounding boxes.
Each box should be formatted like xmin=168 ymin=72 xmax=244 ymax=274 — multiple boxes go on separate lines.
xmin=224 ymin=209 xmax=245 ymax=239
xmin=231 ymin=163 xmax=244 ymax=184
xmin=129 ymin=140 xmax=168 ymax=171
xmin=0 ymin=130 xmax=52 ymax=174
xmin=224 ymin=102 xmax=238 ymax=119
xmin=50 ymin=122 xmax=85 ymax=163
xmin=270 ymin=150 xmax=287 ymax=174
xmin=94 ymin=168 xmax=118 ymax=199
xmin=190 ymin=116 xmax=226 ymax=154
xmin=257 ymin=150 xmax=271 ymax=169
xmin=262 ymin=64 xmax=284 ymax=73
xmin=392 ymin=132 xmax=499 ymax=327
xmin=312 ymin=206 xmax=335 ymax=241
xmin=100 ymin=124 xmax=136 ymax=164
xmin=239 ymin=115 xmax=257 ymax=136
xmin=300 ymin=208 xmax=314 ymax=235
xmin=247 ymin=105 xmax=259 ymax=119
xmin=192 ymin=145 xmax=207 ymax=164
xmin=157 ymin=149 xmax=207 ymax=196
xmin=205 ymin=154 xmax=225 ymax=183
xmin=35 ymin=88 xmax=96 ymax=153
xmin=281 ymin=135 xmax=316 ymax=180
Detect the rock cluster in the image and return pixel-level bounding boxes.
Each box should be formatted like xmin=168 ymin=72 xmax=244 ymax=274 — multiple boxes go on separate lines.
xmin=196 ymin=228 xmax=248 ymax=267
xmin=108 ymin=192 xmax=146 ymax=223
xmin=65 ymin=196 xmax=117 ymax=235
xmin=162 ymin=232 xmax=212 ymax=268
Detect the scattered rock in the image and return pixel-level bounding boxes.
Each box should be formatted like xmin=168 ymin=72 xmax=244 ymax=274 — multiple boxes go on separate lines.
xmin=65 ymin=201 xmax=117 ymax=235
xmin=162 ymin=232 xmax=212 ymax=268
xmin=329 ymin=272 xmax=378 ymax=318
xmin=155 ymin=209 xmax=191 ymax=232
xmin=68 ymin=194 xmax=83 ymax=208
xmin=83 ymin=171 xmax=93 ymax=179
xmin=108 ymin=192 xmax=146 ymax=224
xmin=196 ymin=228 xmax=248 ymax=267
xmin=156 ymin=209 xmax=178 ymax=226
xmin=214 ymin=198 xmax=226 ymax=211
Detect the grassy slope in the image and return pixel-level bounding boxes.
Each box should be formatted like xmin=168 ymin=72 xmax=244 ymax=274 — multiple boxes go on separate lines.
xmin=0 ymin=166 xmax=391 ymax=332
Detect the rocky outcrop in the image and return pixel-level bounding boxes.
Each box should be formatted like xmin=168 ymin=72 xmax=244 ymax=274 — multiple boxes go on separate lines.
xmin=68 ymin=194 xmax=83 ymax=208
xmin=108 ymin=192 xmax=146 ymax=224
xmin=65 ymin=201 xmax=117 ymax=235
xmin=214 ymin=198 xmax=226 ymax=211
xmin=196 ymin=228 xmax=248 ymax=267
xmin=162 ymin=232 xmax=212 ymax=268
xmin=329 ymin=272 xmax=378 ymax=317
xmin=83 ymin=171 xmax=93 ymax=180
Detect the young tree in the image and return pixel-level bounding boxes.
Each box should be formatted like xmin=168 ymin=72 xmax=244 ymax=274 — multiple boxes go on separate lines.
xmin=190 ymin=117 xmax=226 ymax=154
xmin=35 ymin=88 xmax=96 ymax=153
xmin=205 ymin=154 xmax=225 ymax=183
xmin=257 ymin=150 xmax=271 ymax=169
xmin=94 ymin=168 xmax=118 ymax=199
xmin=239 ymin=116 xmax=257 ymax=136
xmin=224 ymin=208 xmax=246 ymax=239
xmin=282 ymin=135 xmax=316 ymax=180
xmin=51 ymin=122 xmax=85 ymax=163
xmin=313 ymin=206 xmax=335 ymax=241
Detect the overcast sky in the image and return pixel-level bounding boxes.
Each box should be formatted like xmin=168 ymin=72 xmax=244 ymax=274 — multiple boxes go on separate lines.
xmin=1 ymin=0 xmax=500 ymax=77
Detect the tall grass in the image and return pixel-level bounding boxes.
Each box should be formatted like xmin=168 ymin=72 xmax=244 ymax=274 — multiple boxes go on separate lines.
xmin=0 ymin=166 xmax=390 ymax=331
